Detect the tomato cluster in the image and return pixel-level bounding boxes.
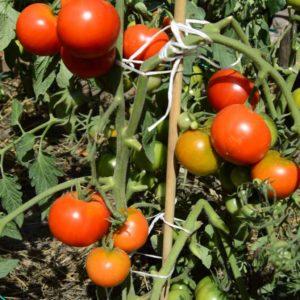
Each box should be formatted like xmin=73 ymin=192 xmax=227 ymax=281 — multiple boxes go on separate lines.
xmin=175 ymin=69 xmax=299 ymax=200
xmin=16 ymin=1 xmax=169 ymax=79
xmin=48 ymin=192 xmax=148 ymax=287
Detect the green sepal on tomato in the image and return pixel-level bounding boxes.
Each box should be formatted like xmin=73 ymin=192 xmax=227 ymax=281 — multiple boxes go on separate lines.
xmin=195 ymin=276 xmax=227 ymax=300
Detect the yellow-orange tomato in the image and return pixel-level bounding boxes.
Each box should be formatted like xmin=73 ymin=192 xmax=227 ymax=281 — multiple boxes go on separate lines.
xmin=175 ymin=130 xmax=219 ymax=176
xmin=251 ymin=151 xmax=298 ymax=198
xmin=113 ymin=208 xmax=149 ymax=253
xmin=86 ymin=247 xmax=131 ymax=287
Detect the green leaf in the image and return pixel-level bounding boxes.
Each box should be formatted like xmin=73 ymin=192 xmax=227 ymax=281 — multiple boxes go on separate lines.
xmin=141 ymin=112 xmax=157 ymax=163
xmin=29 ymin=152 xmax=63 ymax=204
xmin=0 ymin=3 xmax=19 ymax=51
xmin=267 ymin=0 xmax=285 ymax=15
xmin=213 ymin=43 xmax=238 ymax=69
xmin=33 ymin=56 xmax=57 ymax=98
xmin=1 ymin=220 xmax=22 ymax=240
xmin=15 ymin=133 xmax=35 ymax=166
xmin=0 ymin=258 xmax=19 ymax=278
xmin=186 ymin=1 xmax=205 ymax=20
xmin=11 ymin=99 xmax=23 ymax=126
xmin=56 ymin=60 xmax=73 ymax=88
xmin=189 ymin=242 xmax=212 ymax=269
xmin=0 ymin=175 xmax=23 ymax=227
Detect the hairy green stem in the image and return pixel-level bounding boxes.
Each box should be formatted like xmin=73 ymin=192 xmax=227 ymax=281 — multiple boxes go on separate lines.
xmin=0 ymin=177 xmax=88 ymax=236
xmin=150 ymin=200 xmax=204 ymax=300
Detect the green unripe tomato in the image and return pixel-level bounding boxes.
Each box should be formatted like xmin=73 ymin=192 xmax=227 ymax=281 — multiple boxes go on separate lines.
xmin=178 ymin=112 xmax=192 ymax=131
xmin=96 ymin=154 xmax=116 ymax=177
xmin=157 ymin=119 xmax=169 ymax=143
xmin=190 ymin=65 xmax=203 ymax=87
xmin=292 ymin=88 xmax=300 ymax=108
xmin=147 ymin=76 xmax=162 ymax=93
xmin=133 ymin=141 xmax=167 ymax=172
xmin=225 ymin=196 xmax=241 ymax=215
xmin=168 ymin=284 xmax=193 ymax=300
xmin=230 ymin=166 xmax=251 ymax=187
xmin=260 ymin=113 xmax=278 ymax=147
xmin=287 ymin=0 xmax=300 ymax=10
xmin=195 ymin=277 xmax=227 ymax=300
xmin=140 ymin=174 xmax=156 ymax=189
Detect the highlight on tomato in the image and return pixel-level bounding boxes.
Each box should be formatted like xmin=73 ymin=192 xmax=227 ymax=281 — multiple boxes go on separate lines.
xmin=16 ymin=3 xmax=60 ymax=56
xmin=251 ymin=150 xmax=298 ymax=198
xmin=175 ymin=130 xmax=219 ymax=176
xmin=86 ymin=247 xmax=131 ymax=287
xmin=207 ymin=69 xmax=259 ymax=111
xmin=211 ymin=104 xmax=271 ymax=165
xmin=123 ymin=24 xmax=169 ymax=60
xmin=113 ymin=207 xmax=149 ymax=253
xmin=60 ymin=47 xmax=116 ymax=78
xmin=57 ymin=0 xmax=120 ymax=58
xmin=48 ymin=192 xmax=110 ymax=247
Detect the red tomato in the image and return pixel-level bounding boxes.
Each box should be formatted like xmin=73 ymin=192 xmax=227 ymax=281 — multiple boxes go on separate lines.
xmin=211 ymin=104 xmax=271 ymax=165
xmin=113 ymin=208 xmax=149 ymax=253
xmin=251 ymin=151 xmax=298 ymax=198
xmin=61 ymin=47 xmax=116 ymax=78
xmin=48 ymin=192 xmax=110 ymax=247
xmin=208 ymin=69 xmax=259 ymax=111
xmin=86 ymin=247 xmax=131 ymax=287
xmin=123 ymin=24 xmax=169 ymax=60
xmin=57 ymin=0 xmax=120 ymax=58
xmin=61 ymin=0 xmax=72 ymax=7
xmin=16 ymin=4 xmax=60 ymax=56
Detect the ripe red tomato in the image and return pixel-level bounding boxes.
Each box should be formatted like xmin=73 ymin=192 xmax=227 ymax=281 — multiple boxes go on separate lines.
xmin=123 ymin=24 xmax=169 ymax=60
xmin=211 ymin=104 xmax=271 ymax=165
xmin=251 ymin=151 xmax=298 ymax=198
xmin=48 ymin=192 xmax=110 ymax=247
xmin=175 ymin=130 xmax=219 ymax=176
xmin=207 ymin=69 xmax=259 ymax=111
xmin=113 ymin=208 xmax=149 ymax=253
xmin=16 ymin=3 xmax=60 ymax=56
xmin=61 ymin=47 xmax=116 ymax=78
xmin=86 ymin=247 xmax=131 ymax=287
xmin=61 ymin=0 xmax=72 ymax=7
xmin=57 ymin=0 xmax=120 ymax=58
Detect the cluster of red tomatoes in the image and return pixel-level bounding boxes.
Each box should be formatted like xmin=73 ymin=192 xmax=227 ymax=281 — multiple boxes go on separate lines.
xmin=48 ymin=192 xmax=149 ymax=287
xmin=16 ymin=0 xmax=169 ymax=78
xmin=176 ymin=69 xmax=299 ymax=199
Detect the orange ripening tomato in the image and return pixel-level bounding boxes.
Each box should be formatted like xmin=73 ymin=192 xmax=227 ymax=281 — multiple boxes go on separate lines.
xmin=57 ymin=0 xmax=120 ymax=58
xmin=211 ymin=104 xmax=271 ymax=165
xmin=61 ymin=0 xmax=72 ymax=7
xmin=207 ymin=69 xmax=259 ymax=111
xmin=251 ymin=151 xmax=299 ymax=198
xmin=60 ymin=47 xmax=116 ymax=78
xmin=113 ymin=208 xmax=149 ymax=253
xmin=175 ymin=130 xmax=219 ymax=176
xmin=86 ymin=247 xmax=131 ymax=287
xmin=48 ymin=192 xmax=110 ymax=247
xmin=123 ymin=24 xmax=169 ymax=60
xmin=16 ymin=3 xmax=60 ymax=56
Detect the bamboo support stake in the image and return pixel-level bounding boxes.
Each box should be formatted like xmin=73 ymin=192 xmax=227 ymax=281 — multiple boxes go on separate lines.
xmin=161 ymin=1 xmax=187 ymax=299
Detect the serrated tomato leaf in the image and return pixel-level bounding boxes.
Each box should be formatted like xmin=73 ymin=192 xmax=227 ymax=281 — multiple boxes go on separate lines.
xmin=0 ymin=220 xmax=22 ymax=240
xmin=11 ymin=99 xmax=23 ymax=126
xmin=0 ymin=258 xmax=19 ymax=278
xmin=15 ymin=133 xmax=35 ymax=166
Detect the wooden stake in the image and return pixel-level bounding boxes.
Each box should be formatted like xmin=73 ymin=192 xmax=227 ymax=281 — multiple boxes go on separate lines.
xmin=161 ymin=1 xmax=187 ymax=299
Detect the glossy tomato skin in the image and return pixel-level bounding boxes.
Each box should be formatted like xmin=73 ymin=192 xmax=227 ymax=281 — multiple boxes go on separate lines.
xmin=195 ymin=277 xmax=227 ymax=300
xmin=16 ymin=4 xmax=60 ymax=56
xmin=123 ymin=24 xmax=169 ymax=60
xmin=211 ymin=104 xmax=271 ymax=165
xmin=97 ymin=153 xmax=116 ymax=177
xmin=208 ymin=69 xmax=259 ymax=111
xmin=61 ymin=47 xmax=116 ymax=78
xmin=61 ymin=0 xmax=72 ymax=7
xmin=57 ymin=0 xmax=120 ymax=58
xmin=169 ymin=284 xmax=193 ymax=300
xmin=251 ymin=151 xmax=298 ymax=198
xmin=113 ymin=208 xmax=149 ymax=253
xmin=292 ymin=88 xmax=300 ymax=108
xmin=48 ymin=192 xmax=110 ymax=247
xmin=86 ymin=247 xmax=130 ymax=287
xmin=175 ymin=130 xmax=219 ymax=176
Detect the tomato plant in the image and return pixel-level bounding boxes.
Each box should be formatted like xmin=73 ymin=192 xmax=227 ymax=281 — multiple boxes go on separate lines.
xmin=123 ymin=24 xmax=169 ymax=60
xmin=86 ymin=247 xmax=131 ymax=287
xmin=211 ymin=104 xmax=271 ymax=165
xmin=48 ymin=192 xmax=110 ymax=247
xmin=292 ymin=88 xmax=300 ymax=108
xmin=16 ymin=3 xmax=60 ymax=56
xmin=251 ymin=151 xmax=298 ymax=198
xmin=175 ymin=130 xmax=219 ymax=176
xmin=97 ymin=153 xmax=116 ymax=177
xmin=169 ymin=283 xmax=193 ymax=300
xmin=207 ymin=69 xmax=259 ymax=111
xmin=195 ymin=277 xmax=227 ymax=300
xmin=113 ymin=207 xmax=149 ymax=253
xmin=57 ymin=0 xmax=120 ymax=58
